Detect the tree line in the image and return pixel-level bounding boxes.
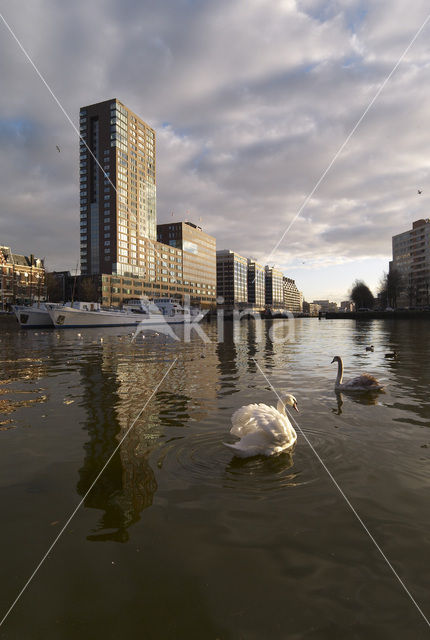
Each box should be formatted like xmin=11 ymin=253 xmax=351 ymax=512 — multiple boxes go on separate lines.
xmin=349 ymin=268 xmax=403 ymax=309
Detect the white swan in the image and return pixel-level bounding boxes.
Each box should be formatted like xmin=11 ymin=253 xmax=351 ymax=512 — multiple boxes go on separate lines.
xmin=224 ymin=393 xmax=298 ymax=458
xmin=331 ymin=356 xmax=384 ymax=391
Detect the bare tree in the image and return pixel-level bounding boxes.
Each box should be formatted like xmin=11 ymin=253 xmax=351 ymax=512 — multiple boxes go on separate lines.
xmin=378 ymin=268 xmax=402 ymax=308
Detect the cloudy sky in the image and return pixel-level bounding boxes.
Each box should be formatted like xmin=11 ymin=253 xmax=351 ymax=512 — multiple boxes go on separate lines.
xmin=1 ymin=0 xmax=430 ymax=302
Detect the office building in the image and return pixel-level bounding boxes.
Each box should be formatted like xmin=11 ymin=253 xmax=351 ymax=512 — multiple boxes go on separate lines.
xmin=303 ymin=301 xmax=321 ymax=316
xmin=391 ymin=218 xmax=430 ymax=307
xmin=0 ymin=245 xmax=45 ymax=308
xmin=79 ymin=99 xmax=216 ymax=308
xmin=215 ymin=249 xmax=248 ymax=307
xmin=265 ymin=266 xmax=284 ymax=307
xmin=247 ymin=259 xmax=265 ymax=309
xmin=157 ymin=222 xmax=216 ymax=307
xmin=283 ymin=277 xmax=303 ymax=313
xmin=79 ymin=98 xmax=156 ymax=277
xmin=340 ymin=300 xmax=354 ymax=312
xmin=312 ymin=299 xmax=338 ymax=312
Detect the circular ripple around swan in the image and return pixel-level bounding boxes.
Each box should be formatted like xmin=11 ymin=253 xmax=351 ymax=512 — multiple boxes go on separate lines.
xmin=160 ymin=430 xmax=319 ymax=499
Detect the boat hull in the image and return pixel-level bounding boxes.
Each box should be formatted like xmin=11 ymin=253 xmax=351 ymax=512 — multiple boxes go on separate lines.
xmin=48 ymin=306 xmax=205 ymax=328
xmin=13 ymin=305 xmax=53 ymax=328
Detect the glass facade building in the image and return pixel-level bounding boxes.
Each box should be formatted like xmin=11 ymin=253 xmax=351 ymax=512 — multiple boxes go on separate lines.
xmin=283 ymin=277 xmax=303 ymax=313
xmin=264 ymin=266 xmax=284 ymax=307
xmin=247 ymin=259 xmax=265 ymax=308
xmin=78 ymin=100 xmax=216 ymax=308
xmin=216 ymin=250 xmax=248 ymax=306
xmin=157 ymin=222 xmax=216 ymax=307
xmin=79 ymin=99 xmax=156 ymax=277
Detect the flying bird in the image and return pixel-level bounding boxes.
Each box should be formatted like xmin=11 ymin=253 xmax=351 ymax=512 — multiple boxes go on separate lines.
xmin=418 ymin=189 xmax=422 ymax=194
xmin=56 ymin=145 xmax=61 ymax=153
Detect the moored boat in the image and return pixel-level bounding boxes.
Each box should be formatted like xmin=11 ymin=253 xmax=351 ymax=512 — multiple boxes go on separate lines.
xmin=47 ymin=298 xmax=205 ymax=328
xmin=13 ymin=303 xmax=55 ymax=328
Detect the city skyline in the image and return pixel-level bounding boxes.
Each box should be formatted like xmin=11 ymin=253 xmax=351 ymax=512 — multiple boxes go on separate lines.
xmin=1 ymin=2 xmax=430 ymax=302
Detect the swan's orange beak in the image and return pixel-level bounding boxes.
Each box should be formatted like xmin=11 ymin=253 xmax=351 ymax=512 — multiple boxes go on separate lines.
xmin=293 ymin=401 xmax=299 ymax=412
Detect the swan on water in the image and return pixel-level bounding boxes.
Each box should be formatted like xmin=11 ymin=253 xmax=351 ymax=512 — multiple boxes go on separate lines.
xmin=224 ymin=393 xmax=298 ymax=458
xmin=331 ymin=356 xmax=384 ymax=391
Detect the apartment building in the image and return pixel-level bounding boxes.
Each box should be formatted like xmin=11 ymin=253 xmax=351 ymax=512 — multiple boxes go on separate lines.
xmin=391 ymin=218 xmax=430 ymax=307
xmin=215 ymin=249 xmax=248 ymax=307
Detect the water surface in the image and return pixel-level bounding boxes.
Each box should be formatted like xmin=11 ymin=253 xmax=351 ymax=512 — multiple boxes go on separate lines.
xmin=0 ymin=318 xmax=429 ymax=639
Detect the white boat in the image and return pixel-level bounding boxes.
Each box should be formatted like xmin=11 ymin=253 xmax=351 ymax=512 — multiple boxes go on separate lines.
xmin=13 ymin=303 xmax=55 ymax=328
xmin=47 ymin=298 xmax=205 ymax=328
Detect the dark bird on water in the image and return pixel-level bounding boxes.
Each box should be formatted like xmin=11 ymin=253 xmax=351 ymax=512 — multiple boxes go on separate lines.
xmin=56 ymin=145 xmax=61 ymax=153
xmin=384 ymin=351 xmax=398 ymax=358
xmin=365 ymin=345 xmax=374 ymax=352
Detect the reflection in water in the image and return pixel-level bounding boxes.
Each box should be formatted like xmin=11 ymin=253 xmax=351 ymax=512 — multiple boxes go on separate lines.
xmin=77 ymin=334 xmax=220 ymax=542
xmin=1 ymin=320 xmax=430 ymax=638
xmin=332 ymin=390 xmax=381 ymax=415
xmin=223 ymin=449 xmax=301 ymax=495
xmin=216 ymin=323 xmax=238 ymax=396
xmin=77 ymin=354 xmax=157 ymax=543
xmin=0 ymin=351 xmax=48 ymax=427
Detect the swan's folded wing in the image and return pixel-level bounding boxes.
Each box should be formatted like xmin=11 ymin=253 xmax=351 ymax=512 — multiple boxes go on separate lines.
xmin=344 ymin=373 xmax=382 ymax=389
xmin=257 ymin=406 xmax=294 ymax=441
xmin=230 ymin=403 xmax=265 ymax=436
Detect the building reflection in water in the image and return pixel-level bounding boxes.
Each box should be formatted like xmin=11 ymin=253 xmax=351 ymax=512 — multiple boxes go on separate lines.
xmin=77 ymin=337 xmax=220 ymax=542
xmin=381 ymin=320 xmax=430 ymax=425
xmin=77 ymin=349 xmax=158 ymax=543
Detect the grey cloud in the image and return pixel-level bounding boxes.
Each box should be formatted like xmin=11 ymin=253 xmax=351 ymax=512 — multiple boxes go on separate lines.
xmin=1 ymin=0 xmax=429 ymax=298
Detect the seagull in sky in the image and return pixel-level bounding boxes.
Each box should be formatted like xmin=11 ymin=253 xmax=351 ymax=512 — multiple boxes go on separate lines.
xmin=56 ymin=145 xmax=61 ymax=153
xmin=418 ymin=189 xmax=422 ymax=194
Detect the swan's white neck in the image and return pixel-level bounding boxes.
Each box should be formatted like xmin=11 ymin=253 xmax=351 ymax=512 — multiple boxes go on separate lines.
xmin=335 ymin=358 xmax=344 ymax=386
xmin=276 ymin=399 xmax=287 ymax=415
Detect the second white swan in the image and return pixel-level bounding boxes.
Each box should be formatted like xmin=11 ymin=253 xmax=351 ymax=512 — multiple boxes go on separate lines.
xmin=224 ymin=393 xmax=298 ymax=458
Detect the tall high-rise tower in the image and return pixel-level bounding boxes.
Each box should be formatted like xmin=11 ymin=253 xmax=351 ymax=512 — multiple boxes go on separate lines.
xmin=79 ymin=99 xmax=156 ymax=276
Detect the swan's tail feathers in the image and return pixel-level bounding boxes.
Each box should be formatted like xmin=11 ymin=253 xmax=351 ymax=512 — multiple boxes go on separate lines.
xmin=223 ymin=442 xmax=241 ymax=452
xmin=223 ymin=442 xmax=254 ymax=458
